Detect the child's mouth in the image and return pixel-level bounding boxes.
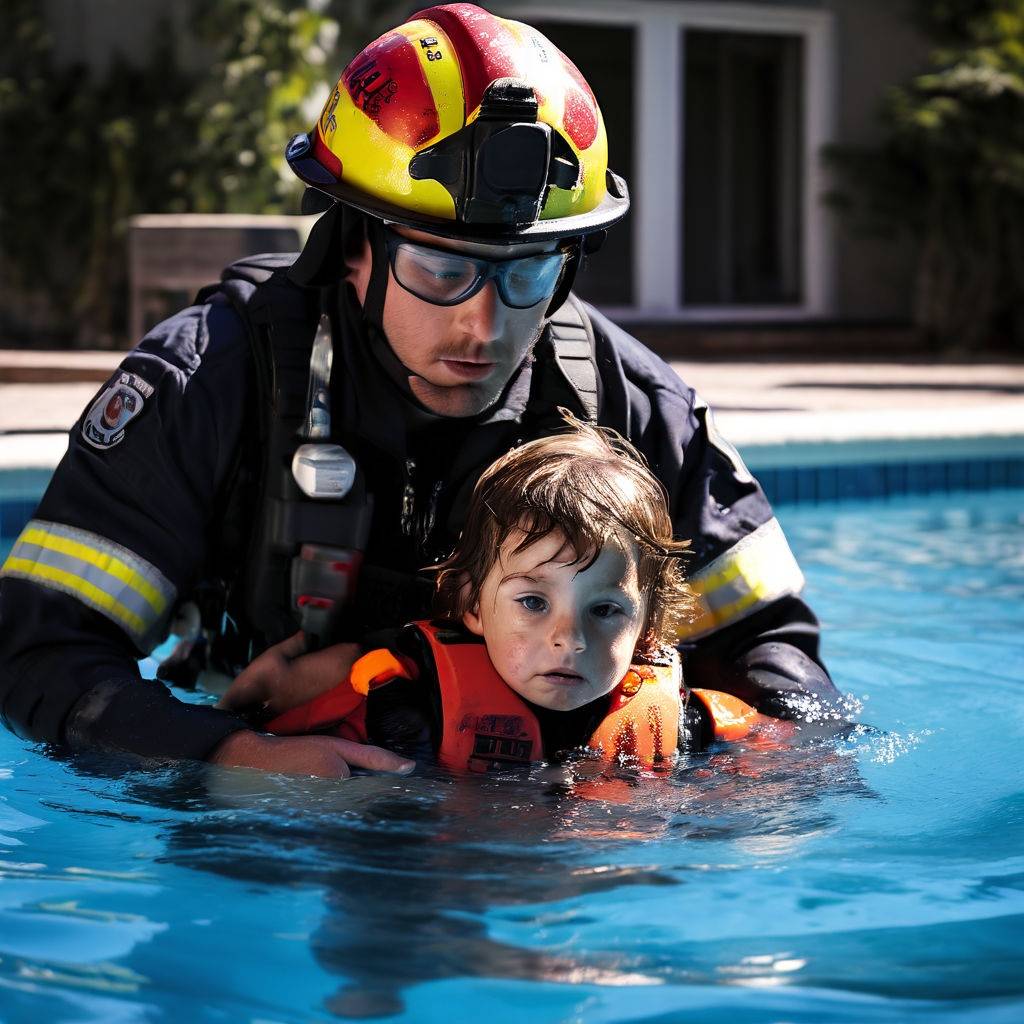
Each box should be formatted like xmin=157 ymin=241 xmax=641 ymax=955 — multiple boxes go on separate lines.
xmin=542 ymin=670 xmax=585 ymax=685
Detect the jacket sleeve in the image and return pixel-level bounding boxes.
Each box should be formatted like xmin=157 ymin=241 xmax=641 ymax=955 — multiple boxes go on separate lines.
xmin=0 ymin=297 xmax=252 ymax=759
xmin=588 ymin=305 xmax=844 ymax=718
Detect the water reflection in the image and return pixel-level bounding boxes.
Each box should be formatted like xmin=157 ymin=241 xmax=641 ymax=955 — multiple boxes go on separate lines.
xmin=111 ymin=733 xmax=872 ymax=1018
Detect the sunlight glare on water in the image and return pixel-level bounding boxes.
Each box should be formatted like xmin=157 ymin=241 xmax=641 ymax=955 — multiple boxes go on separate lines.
xmin=1 ymin=488 xmax=1023 ymax=1023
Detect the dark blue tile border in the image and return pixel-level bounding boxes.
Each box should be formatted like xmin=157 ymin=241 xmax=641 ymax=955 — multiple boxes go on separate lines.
xmin=757 ymin=456 xmax=1024 ymax=506
xmin=0 ymin=498 xmax=40 ymax=540
xmin=3 ymin=456 xmax=1024 ymax=536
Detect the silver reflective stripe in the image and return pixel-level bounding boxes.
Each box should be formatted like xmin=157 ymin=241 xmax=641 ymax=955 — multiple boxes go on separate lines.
xmin=0 ymin=519 xmax=177 ymax=652
xmin=676 ymin=518 xmax=805 ymax=641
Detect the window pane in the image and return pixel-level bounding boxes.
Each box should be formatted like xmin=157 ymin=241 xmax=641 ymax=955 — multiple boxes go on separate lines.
xmin=683 ymin=30 xmax=803 ymax=305
xmin=530 ymin=21 xmax=635 ymax=306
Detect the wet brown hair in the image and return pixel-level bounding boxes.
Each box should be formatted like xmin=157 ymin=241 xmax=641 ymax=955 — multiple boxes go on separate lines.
xmin=433 ymin=413 xmax=695 ymax=656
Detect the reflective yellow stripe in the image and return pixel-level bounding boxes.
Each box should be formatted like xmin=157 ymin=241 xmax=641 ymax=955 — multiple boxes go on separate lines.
xmin=692 ymin=558 xmax=744 ymax=597
xmin=676 ymin=518 xmax=805 ymax=641
xmin=21 ymin=526 xmax=166 ymax=616
xmin=2 ymin=556 xmax=146 ymax=636
xmin=1 ymin=519 xmax=176 ymax=652
xmin=693 ymin=578 xmax=774 ymax=632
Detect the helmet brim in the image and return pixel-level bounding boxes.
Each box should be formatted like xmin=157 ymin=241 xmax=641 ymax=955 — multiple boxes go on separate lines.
xmin=291 ymin=164 xmax=630 ymax=244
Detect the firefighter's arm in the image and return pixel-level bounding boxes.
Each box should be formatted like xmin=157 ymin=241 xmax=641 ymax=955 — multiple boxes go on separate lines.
xmin=0 ymin=576 xmax=249 ymax=759
xmin=0 ymin=301 xmax=409 ymax=775
xmin=0 ymin=301 xmax=256 ymax=760
xmin=666 ymin=395 xmax=845 ymax=719
xmin=586 ymin=305 xmax=844 ymax=721
xmin=682 ymin=594 xmax=842 ymax=719
xmin=0 ymin=559 xmax=414 ymax=775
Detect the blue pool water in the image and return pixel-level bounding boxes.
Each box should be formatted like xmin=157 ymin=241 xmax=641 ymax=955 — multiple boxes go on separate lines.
xmin=1 ymin=489 xmax=1023 ymax=1023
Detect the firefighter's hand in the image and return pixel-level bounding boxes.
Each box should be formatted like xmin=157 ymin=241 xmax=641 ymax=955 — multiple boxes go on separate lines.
xmin=207 ymin=729 xmax=416 ymax=779
xmin=216 ymin=632 xmax=362 ymax=718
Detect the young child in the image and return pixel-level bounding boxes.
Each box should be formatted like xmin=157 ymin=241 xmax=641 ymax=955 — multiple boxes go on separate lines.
xmin=263 ymin=417 xmax=785 ymax=772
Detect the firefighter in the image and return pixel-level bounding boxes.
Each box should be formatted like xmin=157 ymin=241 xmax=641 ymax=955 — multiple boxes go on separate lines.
xmin=0 ymin=4 xmax=841 ymax=777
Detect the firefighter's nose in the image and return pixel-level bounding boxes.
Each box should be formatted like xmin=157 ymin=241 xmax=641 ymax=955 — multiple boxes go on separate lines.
xmin=455 ymin=279 xmax=501 ymax=344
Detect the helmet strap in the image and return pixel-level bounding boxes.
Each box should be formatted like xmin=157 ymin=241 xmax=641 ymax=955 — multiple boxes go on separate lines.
xmin=362 ymin=216 xmax=390 ymax=332
xmin=289 ymin=201 xmax=368 ymax=287
xmin=545 ymin=239 xmax=582 ymax=316
xmin=358 ymin=216 xmax=437 ymax=400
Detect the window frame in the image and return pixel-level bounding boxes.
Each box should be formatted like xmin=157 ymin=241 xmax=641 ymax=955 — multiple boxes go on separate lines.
xmin=505 ymin=1 xmax=837 ymax=322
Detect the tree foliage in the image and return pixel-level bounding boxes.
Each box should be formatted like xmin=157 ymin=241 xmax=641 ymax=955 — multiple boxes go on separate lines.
xmin=827 ymin=0 xmax=1024 ymax=351
xmin=0 ymin=0 xmax=404 ymax=348
xmin=0 ymin=1 xmax=197 ymax=346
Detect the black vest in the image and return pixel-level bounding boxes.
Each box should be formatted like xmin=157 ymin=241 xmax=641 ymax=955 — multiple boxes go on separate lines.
xmin=191 ymin=253 xmax=602 ymax=667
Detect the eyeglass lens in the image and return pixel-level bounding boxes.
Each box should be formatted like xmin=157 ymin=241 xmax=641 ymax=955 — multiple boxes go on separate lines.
xmin=390 ymin=242 xmax=566 ymax=308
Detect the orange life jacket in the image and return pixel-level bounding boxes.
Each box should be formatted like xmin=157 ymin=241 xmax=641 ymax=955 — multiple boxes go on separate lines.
xmin=414 ymin=620 xmax=681 ymax=773
xmin=267 ymin=620 xmax=774 ymax=771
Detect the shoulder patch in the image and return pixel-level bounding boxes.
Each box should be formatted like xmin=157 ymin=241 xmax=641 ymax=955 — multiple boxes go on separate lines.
xmin=81 ymin=371 xmax=154 ymax=450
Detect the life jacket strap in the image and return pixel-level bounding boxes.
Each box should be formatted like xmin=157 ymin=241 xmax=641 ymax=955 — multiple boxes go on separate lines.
xmin=349 ymin=648 xmax=419 ymax=695
xmin=690 ymin=688 xmax=761 ymax=741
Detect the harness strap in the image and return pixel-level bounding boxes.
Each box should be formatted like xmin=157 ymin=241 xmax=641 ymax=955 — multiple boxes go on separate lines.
xmin=194 ymin=254 xmax=375 ymax=656
xmin=545 ymin=293 xmax=599 ymax=422
xmin=196 ymin=252 xmax=316 ymax=457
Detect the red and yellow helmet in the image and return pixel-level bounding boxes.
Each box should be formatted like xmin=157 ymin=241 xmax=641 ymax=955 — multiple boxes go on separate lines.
xmin=286 ymin=3 xmax=628 ymax=241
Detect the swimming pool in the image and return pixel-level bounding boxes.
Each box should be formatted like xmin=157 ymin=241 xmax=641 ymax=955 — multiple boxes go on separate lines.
xmin=1 ymin=485 xmax=1023 ymax=1023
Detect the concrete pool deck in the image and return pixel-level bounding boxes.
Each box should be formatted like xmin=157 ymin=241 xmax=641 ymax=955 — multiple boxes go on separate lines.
xmin=2 ymin=348 xmax=1023 ymax=472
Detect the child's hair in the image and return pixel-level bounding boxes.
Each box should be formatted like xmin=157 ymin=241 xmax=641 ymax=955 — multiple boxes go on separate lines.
xmin=433 ymin=413 xmax=694 ymax=656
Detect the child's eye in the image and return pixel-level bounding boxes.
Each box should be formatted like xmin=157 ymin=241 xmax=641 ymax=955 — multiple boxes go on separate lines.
xmin=591 ymin=602 xmax=622 ymax=619
xmin=516 ymin=595 xmax=547 ymax=612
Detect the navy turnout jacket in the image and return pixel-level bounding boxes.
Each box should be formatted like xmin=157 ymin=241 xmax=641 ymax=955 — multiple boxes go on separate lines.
xmin=0 ymin=274 xmax=839 ymax=761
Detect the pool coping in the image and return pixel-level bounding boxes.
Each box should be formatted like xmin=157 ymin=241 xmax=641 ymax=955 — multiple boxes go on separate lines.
xmin=3 ymin=353 xmax=1024 ymax=510
xmin=5 ymin=426 xmax=1023 ymax=465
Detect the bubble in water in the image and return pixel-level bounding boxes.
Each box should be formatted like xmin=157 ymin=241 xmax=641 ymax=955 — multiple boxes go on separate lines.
xmin=850 ymin=727 xmax=932 ymax=765
xmin=776 ymin=690 xmax=864 ymax=725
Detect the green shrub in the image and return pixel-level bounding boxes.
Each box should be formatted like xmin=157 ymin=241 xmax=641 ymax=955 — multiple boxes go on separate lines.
xmin=827 ymin=0 xmax=1024 ymax=351
xmin=0 ymin=0 xmax=404 ymax=348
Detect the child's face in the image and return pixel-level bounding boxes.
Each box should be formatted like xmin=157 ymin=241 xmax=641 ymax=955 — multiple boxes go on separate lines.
xmin=463 ymin=528 xmax=647 ymax=711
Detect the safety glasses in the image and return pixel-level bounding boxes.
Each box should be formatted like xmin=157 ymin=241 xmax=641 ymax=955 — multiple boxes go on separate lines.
xmin=384 ymin=230 xmax=570 ymax=309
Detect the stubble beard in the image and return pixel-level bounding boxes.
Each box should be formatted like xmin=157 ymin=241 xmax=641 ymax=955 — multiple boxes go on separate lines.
xmin=413 ymin=322 xmax=546 ymax=418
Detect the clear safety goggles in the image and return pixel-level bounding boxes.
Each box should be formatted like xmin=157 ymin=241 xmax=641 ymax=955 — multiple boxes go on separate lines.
xmin=384 ymin=229 xmax=570 ymax=309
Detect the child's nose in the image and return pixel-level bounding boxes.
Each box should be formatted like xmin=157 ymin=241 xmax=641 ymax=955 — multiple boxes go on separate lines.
xmin=550 ymin=613 xmax=586 ymax=653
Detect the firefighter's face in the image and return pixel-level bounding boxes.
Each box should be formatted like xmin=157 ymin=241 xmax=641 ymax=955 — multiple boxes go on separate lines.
xmin=348 ymin=226 xmax=557 ymax=418
xmin=463 ymin=528 xmax=647 ymax=712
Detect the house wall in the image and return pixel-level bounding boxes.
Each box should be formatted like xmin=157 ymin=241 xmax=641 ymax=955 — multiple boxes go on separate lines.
xmin=41 ymin=0 xmax=934 ymax=324
xmin=825 ymin=0 xmax=931 ymax=320
xmin=44 ymin=0 xmax=197 ymax=73
xmin=517 ymin=0 xmax=933 ymax=322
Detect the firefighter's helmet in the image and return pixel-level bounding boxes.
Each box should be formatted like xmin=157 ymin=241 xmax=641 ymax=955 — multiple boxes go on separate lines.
xmin=286 ymin=3 xmax=629 ymax=241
